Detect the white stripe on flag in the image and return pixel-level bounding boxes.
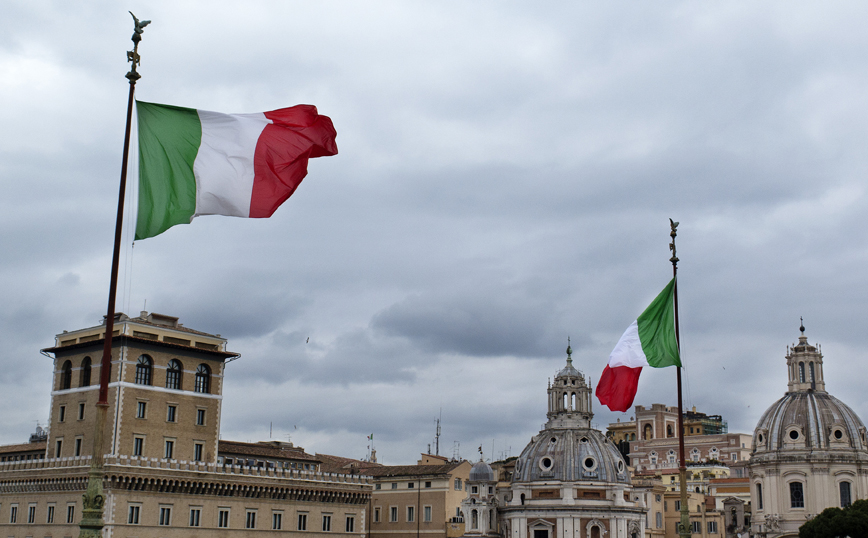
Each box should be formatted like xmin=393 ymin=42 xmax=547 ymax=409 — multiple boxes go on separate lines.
xmin=607 ymin=320 xmax=649 ymax=368
xmin=194 ymin=110 xmax=271 ymax=218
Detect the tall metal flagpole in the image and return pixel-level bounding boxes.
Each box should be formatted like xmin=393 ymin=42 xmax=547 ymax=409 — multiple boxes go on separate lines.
xmin=79 ymin=13 xmax=149 ymax=538
xmin=669 ymin=219 xmax=690 ymax=538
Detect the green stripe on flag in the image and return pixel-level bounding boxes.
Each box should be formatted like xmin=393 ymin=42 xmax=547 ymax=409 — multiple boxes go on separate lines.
xmin=637 ymin=278 xmax=681 ymax=368
xmin=135 ymin=101 xmax=202 ymax=240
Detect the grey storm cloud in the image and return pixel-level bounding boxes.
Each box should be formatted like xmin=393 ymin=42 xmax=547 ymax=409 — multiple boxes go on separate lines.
xmin=3 ymin=0 xmax=868 ymax=464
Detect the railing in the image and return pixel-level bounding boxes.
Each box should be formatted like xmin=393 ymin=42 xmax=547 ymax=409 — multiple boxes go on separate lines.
xmin=0 ymin=455 xmax=372 ymax=484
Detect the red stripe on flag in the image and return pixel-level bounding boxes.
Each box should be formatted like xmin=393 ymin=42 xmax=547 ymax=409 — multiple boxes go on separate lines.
xmin=595 ymin=364 xmax=643 ymax=412
xmin=250 ymin=105 xmax=338 ymax=218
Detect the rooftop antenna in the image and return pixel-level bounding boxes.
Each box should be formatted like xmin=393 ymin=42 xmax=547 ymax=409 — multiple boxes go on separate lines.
xmin=435 ymin=408 xmax=442 ymax=456
xmin=452 ymin=441 xmax=460 ymax=461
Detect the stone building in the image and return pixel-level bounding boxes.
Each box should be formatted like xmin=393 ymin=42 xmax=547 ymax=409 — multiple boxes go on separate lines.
xmin=748 ymin=327 xmax=868 ymax=537
xmin=460 ymin=459 xmax=499 ymax=537
xmin=365 ymin=455 xmax=472 ymax=538
xmin=497 ymin=346 xmax=646 ymax=538
xmin=0 ymin=312 xmax=371 ymax=538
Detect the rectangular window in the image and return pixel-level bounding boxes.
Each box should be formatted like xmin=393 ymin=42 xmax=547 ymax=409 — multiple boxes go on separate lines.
xmin=164 ymin=439 xmax=174 ymax=459
xmin=128 ymin=505 xmax=140 ymax=525
xmin=75 ymin=437 xmax=83 ymax=457
xmin=67 ymin=504 xmax=75 ymax=523
xmin=675 ymin=500 xmax=681 ymax=511
xmin=374 ymin=507 xmax=381 ymax=523
xmin=136 ymin=401 xmax=146 ymax=419
xmin=346 ymin=515 xmax=355 ymax=532
xmin=454 ymin=478 xmax=462 ymax=490
xmin=167 ymin=405 xmax=177 ymax=422
xmin=218 ymin=508 xmax=230 ymax=528
xmin=47 ymin=505 xmax=55 ymax=524
xmin=55 ymin=439 xmax=62 ymax=458
xmin=59 ymin=405 xmax=66 ymax=422
xmin=78 ymin=402 xmax=85 ymax=420
xmin=707 ymin=521 xmax=718 ymax=533
xmin=10 ymin=504 xmax=17 ymax=523
xmin=196 ymin=408 xmax=206 ymax=425
xmin=408 ymin=482 xmax=415 ymax=489
xmin=391 ymin=482 xmax=397 ymax=489
xmin=246 ymin=510 xmax=257 ymax=529
xmin=757 ymin=483 xmax=763 ymax=510
xmin=471 ymin=485 xmax=478 ymax=494
xmin=189 ymin=508 xmax=201 ymax=527
xmin=194 ymin=442 xmax=204 ymax=461
xmin=790 ymin=481 xmax=805 ymax=508
xmin=424 ymin=506 xmax=432 ymax=522
xmin=273 ymin=511 xmax=283 ymax=530
xmin=133 ymin=437 xmax=144 ymax=456
xmin=691 ymin=521 xmax=701 ymax=533
xmin=298 ymin=513 xmax=308 ymax=531
xmin=375 ymin=483 xmax=381 ymax=490
xmin=841 ymin=481 xmax=853 ymax=508
xmin=323 ymin=514 xmax=332 ymax=531
xmin=28 ymin=504 xmax=36 ymax=524
xmin=390 ymin=507 xmax=398 ymax=522
xmin=159 ymin=506 xmax=172 ymax=526
xmin=407 ymin=506 xmax=415 ymax=522
xmin=425 ymin=481 xmax=432 ymax=488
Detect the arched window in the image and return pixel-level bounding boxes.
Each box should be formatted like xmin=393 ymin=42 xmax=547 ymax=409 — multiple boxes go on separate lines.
xmin=80 ymin=357 xmax=92 ymax=387
xmin=195 ymin=364 xmax=211 ymax=394
xmin=644 ymin=424 xmax=653 ymax=440
xmin=571 ymin=392 xmax=577 ymax=410
xmin=655 ymin=512 xmax=662 ymax=529
xmin=666 ymin=425 xmax=673 ymax=437
xmin=756 ymin=483 xmax=763 ymax=510
xmin=840 ymin=481 xmax=852 ymax=508
xmin=563 ymin=393 xmax=568 ymax=410
xmin=135 ymin=355 xmax=153 ymax=385
xmin=166 ymin=359 xmax=182 ymax=390
xmin=809 ymin=362 xmax=816 ymax=384
xmin=471 ymin=509 xmax=478 ymax=530
xmin=60 ymin=360 xmax=72 ymax=390
xmin=798 ymin=362 xmax=805 ymax=383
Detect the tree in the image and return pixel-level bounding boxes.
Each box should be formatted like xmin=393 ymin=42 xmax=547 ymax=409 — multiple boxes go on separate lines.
xmin=800 ymin=500 xmax=868 ymax=538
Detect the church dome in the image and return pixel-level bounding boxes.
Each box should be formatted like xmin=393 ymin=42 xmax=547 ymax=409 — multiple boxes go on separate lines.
xmin=752 ymin=330 xmax=868 ymax=456
xmin=753 ymin=391 xmax=868 ymax=453
xmin=512 ymin=343 xmax=629 ymax=485
xmin=513 ymin=428 xmax=629 ymax=484
xmin=469 ymin=460 xmax=495 ymax=482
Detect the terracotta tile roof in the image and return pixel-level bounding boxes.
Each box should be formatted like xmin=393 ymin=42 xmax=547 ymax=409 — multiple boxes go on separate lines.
xmin=218 ymin=440 xmax=320 ymax=462
xmin=0 ymin=441 xmax=46 ymax=454
xmin=363 ymin=463 xmax=463 ymax=478
xmin=317 ymin=454 xmax=383 ymax=474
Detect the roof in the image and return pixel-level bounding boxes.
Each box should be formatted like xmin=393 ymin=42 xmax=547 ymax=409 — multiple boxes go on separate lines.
xmin=42 ymin=334 xmax=239 ymax=359
xmin=0 ymin=441 xmax=46 ymax=455
xmin=363 ymin=463 xmax=465 ymax=478
xmin=317 ymin=454 xmax=384 ymax=474
xmin=218 ymin=440 xmax=320 ymax=462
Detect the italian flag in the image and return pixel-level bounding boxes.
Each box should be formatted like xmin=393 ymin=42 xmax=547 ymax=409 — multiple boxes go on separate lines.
xmin=595 ymin=278 xmax=681 ymax=412
xmin=135 ymin=101 xmax=338 ymax=240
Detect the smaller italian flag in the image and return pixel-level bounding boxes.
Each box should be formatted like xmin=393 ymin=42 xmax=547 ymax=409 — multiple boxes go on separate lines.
xmin=135 ymin=101 xmax=338 ymax=240
xmin=595 ymin=278 xmax=681 ymax=412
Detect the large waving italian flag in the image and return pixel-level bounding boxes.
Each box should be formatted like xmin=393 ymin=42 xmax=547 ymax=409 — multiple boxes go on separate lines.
xmin=135 ymin=101 xmax=337 ymax=240
xmin=595 ymin=278 xmax=681 ymax=412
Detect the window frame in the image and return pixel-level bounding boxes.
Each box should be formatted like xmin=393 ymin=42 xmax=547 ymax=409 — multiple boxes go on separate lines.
xmin=218 ymin=508 xmax=230 ymax=528
xmin=390 ymin=506 xmax=398 ymax=522
xmin=346 ymin=515 xmax=355 ymax=532
xmin=159 ymin=505 xmax=172 ymax=526
xmin=195 ymin=364 xmax=211 ymax=393
xmin=196 ymin=408 xmax=206 ymax=426
xmin=166 ymin=359 xmax=182 ymax=390
xmin=423 ymin=505 xmax=432 ymax=522
xmin=128 ymin=504 xmax=141 ymax=525
xmin=789 ymin=481 xmax=805 ymax=508
xmin=273 ymin=511 xmax=283 ymax=530
xmin=136 ymin=400 xmax=147 ymax=419
xmin=164 ymin=438 xmax=175 ymax=459
xmin=189 ymin=507 xmax=202 ymax=527
xmin=323 ymin=513 xmax=332 ymax=532
xmin=135 ymin=355 xmax=153 ymax=385
xmin=246 ymin=510 xmax=257 ymax=529
xmin=298 ymin=512 xmax=308 ymax=531
xmin=167 ymin=405 xmax=177 ymax=423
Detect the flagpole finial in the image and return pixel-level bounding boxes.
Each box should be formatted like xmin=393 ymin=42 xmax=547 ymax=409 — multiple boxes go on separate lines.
xmin=126 ymin=12 xmax=150 ymax=82
xmin=669 ymin=218 xmax=679 ymax=268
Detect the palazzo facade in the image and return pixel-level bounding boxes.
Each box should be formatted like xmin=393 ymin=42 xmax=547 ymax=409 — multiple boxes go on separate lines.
xmin=0 ymin=312 xmax=371 ymax=538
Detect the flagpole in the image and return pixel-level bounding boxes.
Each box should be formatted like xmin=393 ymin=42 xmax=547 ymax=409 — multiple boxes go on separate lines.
xmin=669 ymin=219 xmax=689 ymax=538
xmin=79 ymin=13 xmax=149 ymax=538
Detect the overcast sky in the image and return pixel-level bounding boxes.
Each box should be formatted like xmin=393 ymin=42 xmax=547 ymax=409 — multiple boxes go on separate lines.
xmin=3 ymin=1 xmax=868 ymax=465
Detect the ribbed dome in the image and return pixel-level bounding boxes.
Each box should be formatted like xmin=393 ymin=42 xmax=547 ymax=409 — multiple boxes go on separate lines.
xmin=512 ymin=428 xmax=629 ymax=484
xmin=469 ymin=460 xmax=495 ymax=482
xmin=753 ymin=391 xmax=868 ymax=453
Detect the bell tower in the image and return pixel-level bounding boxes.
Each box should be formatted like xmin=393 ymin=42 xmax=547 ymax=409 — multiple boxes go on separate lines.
xmin=546 ymin=339 xmax=593 ymax=429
